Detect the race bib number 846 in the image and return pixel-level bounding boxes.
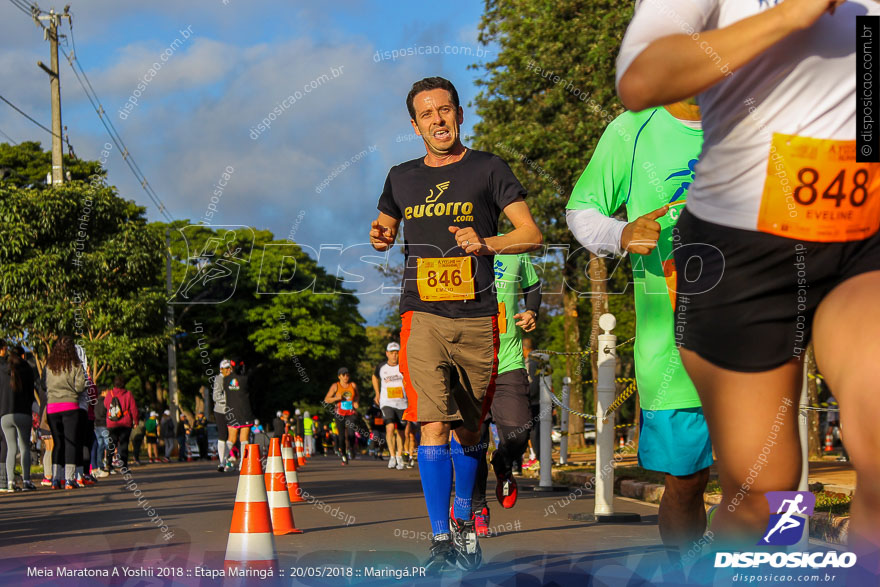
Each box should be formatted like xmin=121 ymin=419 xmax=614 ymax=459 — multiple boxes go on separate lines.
xmin=416 ymin=257 xmax=475 ymax=301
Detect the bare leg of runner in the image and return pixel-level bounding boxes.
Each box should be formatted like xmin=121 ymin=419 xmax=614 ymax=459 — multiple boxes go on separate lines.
xmin=679 ymin=350 xmax=801 ymax=545
xmin=814 ymin=271 xmax=880 ymax=562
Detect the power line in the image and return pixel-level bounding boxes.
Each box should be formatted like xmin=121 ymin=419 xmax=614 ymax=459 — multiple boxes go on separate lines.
xmin=0 ymin=94 xmax=58 ymax=137
xmin=7 ymin=0 xmax=35 ymax=17
xmin=0 ymin=128 xmax=18 ymax=144
xmin=9 ymin=1 xmax=175 ymax=221
xmin=61 ymin=18 xmax=174 ymax=222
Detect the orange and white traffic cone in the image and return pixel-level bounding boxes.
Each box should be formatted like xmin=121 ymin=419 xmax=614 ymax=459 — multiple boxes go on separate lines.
xmin=295 ymin=436 xmax=306 ymax=467
xmin=824 ymin=430 xmax=834 ymax=452
xmin=282 ymin=435 xmax=305 ymax=503
xmin=265 ymin=437 xmax=302 ymax=534
xmin=619 ymin=436 xmax=625 ymax=450
xmin=224 ymin=444 xmax=277 ymax=573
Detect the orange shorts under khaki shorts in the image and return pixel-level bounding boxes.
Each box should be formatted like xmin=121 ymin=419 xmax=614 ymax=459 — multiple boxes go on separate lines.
xmin=399 ymin=310 xmax=499 ymax=431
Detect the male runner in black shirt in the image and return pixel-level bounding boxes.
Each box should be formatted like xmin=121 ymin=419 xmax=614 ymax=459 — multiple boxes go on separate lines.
xmin=369 ymin=76 xmax=542 ymax=573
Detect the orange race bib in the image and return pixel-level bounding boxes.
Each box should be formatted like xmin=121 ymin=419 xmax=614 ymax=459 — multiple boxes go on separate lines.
xmin=497 ymin=301 xmax=507 ymax=334
xmin=416 ymin=257 xmax=474 ymax=301
xmin=386 ymin=386 xmax=405 ymax=400
xmin=758 ymin=133 xmax=880 ymax=242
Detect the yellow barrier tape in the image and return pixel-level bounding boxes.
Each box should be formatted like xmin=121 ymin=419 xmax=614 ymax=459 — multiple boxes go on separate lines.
xmin=532 ymin=336 xmax=636 ymax=358
xmin=603 ymin=381 xmax=638 ymax=420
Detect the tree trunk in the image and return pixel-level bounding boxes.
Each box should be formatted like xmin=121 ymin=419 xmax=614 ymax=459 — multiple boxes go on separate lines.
xmin=806 ymin=343 xmax=821 ymax=460
xmin=588 ymin=253 xmax=609 ymax=417
xmin=563 ymin=257 xmax=584 ymax=449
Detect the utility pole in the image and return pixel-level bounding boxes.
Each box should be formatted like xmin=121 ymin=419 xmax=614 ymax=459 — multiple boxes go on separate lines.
xmin=166 ymin=228 xmax=180 ymax=421
xmin=36 ymin=6 xmax=70 ymax=186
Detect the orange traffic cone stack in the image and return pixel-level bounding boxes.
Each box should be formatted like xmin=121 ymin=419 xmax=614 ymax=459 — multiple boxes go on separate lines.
xmin=224 ymin=444 xmax=277 ymax=573
xmin=282 ymin=435 xmax=305 ymax=503
xmin=295 ymin=436 xmax=306 ymax=467
xmin=824 ymin=430 xmax=834 ymax=452
xmin=265 ymin=437 xmax=302 ymax=534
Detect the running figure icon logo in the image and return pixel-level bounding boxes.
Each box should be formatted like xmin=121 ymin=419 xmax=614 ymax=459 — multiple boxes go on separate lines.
xmin=759 ymin=491 xmax=816 ymax=545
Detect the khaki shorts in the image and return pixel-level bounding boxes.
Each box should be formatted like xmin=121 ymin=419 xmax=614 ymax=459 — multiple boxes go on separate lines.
xmin=399 ymin=311 xmax=499 ymax=430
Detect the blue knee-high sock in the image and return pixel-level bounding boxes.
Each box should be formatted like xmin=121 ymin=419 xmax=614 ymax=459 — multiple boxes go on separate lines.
xmin=450 ymin=436 xmax=482 ymax=521
xmin=418 ymin=444 xmax=452 ymax=537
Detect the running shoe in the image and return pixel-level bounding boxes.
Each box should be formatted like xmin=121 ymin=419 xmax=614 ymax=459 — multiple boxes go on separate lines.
xmin=65 ymin=479 xmax=82 ymax=490
xmin=41 ymin=477 xmax=52 ymax=487
xmin=341 ymin=454 xmax=348 ymax=465
xmin=406 ymin=455 xmax=414 ymax=469
xmin=0 ymin=485 xmax=12 ymax=493
xmin=387 ymin=456 xmax=397 ymax=469
xmin=495 ymin=471 xmax=518 ymax=509
xmin=524 ymin=458 xmax=537 ymax=469
xmin=22 ymin=481 xmax=36 ymax=491
xmin=94 ymin=469 xmax=109 ymax=478
xmin=526 ymin=459 xmax=540 ymax=471
xmin=396 ymin=457 xmax=405 ymax=471
xmin=511 ymin=464 xmax=522 ymax=476
xmin=79 ymin=476 xmax=96 ymax=486
xmin=473 ymin=507 xmax=490 ymax=538
xmin=217 ymin=465 xmax=226 ymax=473
xmin=449 ymin=509 xmax=482 ymax=571
xmin=52 ymin=480 xmax=65 ymax=490
xmin=424 ymin=534 xmax=456 ymax=575
xmin=109 ymin=469 xmax=119 ymax=475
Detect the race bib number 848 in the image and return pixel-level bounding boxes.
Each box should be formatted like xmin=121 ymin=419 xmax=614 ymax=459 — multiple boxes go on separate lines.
xmin=758 ymin=133 xmax=880 ymax=242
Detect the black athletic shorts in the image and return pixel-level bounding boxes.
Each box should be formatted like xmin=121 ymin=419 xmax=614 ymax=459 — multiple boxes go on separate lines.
xmin=488 ymin=368 xmax=531 ymax=428
xmin=673 ymin=208 xmax=880 ymax=372
xmin=214 ymin=411 xmax=228 ymax=441
xmin=381 ymin=406 xmax=406 ymax=428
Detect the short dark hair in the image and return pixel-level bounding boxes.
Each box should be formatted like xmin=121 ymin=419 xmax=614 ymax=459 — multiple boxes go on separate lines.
xmin=113 ymin=375 xmax=125 ymax=388
xmin=406 ymin=77 xmax=460 ymax=120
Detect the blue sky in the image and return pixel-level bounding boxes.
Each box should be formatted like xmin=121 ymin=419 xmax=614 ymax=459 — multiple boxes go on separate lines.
xmin=0 ymin=0 xmax=494 ymax=323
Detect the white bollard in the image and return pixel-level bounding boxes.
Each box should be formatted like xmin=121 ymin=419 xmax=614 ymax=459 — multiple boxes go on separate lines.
xmin=594 ymin=313 xmax=617 ymax=517
xmin=560 ymin=377 xmax=570 ymax=465
xmin=536 ymin=373 xmax=555 ymax=490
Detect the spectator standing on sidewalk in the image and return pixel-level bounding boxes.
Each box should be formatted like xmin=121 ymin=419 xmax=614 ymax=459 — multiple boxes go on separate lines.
xmin=176 ymin=413 xmax=190 ymax=462
xmin=144 ymin=411 xmax=159 ymax=463
xmin=160 ymin=410 xmax=175 ymax=462
xmin=45 ymin=336 xmax=87 ymax=489
xmin=105 ymin=377 xmax=139 ymax=474
xmin=192 ymin=412 xmax=209 ymax=460
xmin=92 ymin=388 xmax=109 ymax=477
xmin=272 ymin=411 xmax=285 ymax=439
xmin=131 ymin=418 xmax=145 ymax=466
xmin=303 ymin=411 xmax=315 ymax=456
xmin=1 ymin=344 xmax=38 ymax=491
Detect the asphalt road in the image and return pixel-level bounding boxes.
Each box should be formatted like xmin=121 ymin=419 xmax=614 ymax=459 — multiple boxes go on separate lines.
xmin=0 ymin=455 xmax=859 ymax=586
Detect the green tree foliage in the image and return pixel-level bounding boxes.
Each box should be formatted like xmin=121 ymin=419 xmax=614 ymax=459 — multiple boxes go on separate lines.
xmin=161 ymin=224 xmax=368 ymax=420
xmin=0 ymin=176 xmax=167 ymax=381
xmin=471 ymin=0 xmax=635 ymax=444
xmin=0 ymin=141 xmax=103 ymax=188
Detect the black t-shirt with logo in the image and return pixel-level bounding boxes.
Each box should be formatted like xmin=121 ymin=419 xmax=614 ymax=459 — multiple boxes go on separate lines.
xmin=377 ymin=149 xmax=526 ymax=318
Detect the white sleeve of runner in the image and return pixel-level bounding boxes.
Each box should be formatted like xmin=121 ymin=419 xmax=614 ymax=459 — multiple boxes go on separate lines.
xmin=566 ymin=208 xmax=628 ymax=258
xmin=616 ymin=0 xmax=716 ymax=90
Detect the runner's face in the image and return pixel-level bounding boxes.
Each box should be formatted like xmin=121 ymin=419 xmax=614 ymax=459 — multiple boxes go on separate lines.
xmin=386 ymin=350 xmax=399 ymax=365
xmin=410 ymin=89 xmax=463 ymax=157
xmin=338 ymin=373 xmax=350 ymax=384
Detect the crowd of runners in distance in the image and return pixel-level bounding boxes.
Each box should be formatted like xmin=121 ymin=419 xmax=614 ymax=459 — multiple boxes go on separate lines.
xmin=364 ymin=0 xmax=877 ymax=575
